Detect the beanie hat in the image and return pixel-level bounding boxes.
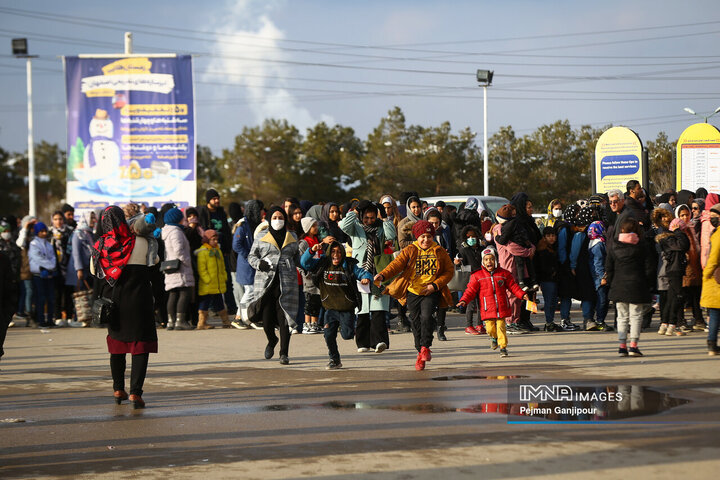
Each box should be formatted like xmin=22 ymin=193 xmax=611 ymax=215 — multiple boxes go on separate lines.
xmin=495 ymin=204 xmax=516 ymax=221
xmin=33 ymin=222 xmax=47 ymax=234
xmin=412 ymin=220 xmax=436 ymax=239
xmin=481 ymin=247 xmax=497 ymax=264
xmin=163 ymin=207 xmax=184 ymax=226
xmin=205 ymin=188 xmax=220 ymax=203
xmin=202 ymin=229 xmax=218 ymax=244
xmin=300 ymin=217 xmax=317 ymax=235
xmin=185 ymin=207 xmax=199 ymax=219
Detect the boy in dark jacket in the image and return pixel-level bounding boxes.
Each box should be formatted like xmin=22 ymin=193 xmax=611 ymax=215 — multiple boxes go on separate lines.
xmin=534 ymin=226 xmax=562 ymax=331
xmin=457 ymin=247 xmax=528 ymax=357
xmin=300 ymin=241 xmax=373 ymax=369
xmin=455 ymin=225 xmax=485 ymax=335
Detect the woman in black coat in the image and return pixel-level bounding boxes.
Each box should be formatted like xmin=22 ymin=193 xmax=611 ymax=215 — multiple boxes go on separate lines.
xmin=92 ymin=206 xmax=158 ymax=409
xmin=606 ymin=217 xmax=656 ymax=356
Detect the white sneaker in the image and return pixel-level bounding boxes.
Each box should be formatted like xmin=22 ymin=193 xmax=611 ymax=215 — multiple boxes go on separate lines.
xmin=657 ymin=323 xmax=668 ymax=335
xmin=357 ymin=347 xmax=371 ymax=352
xmin=8 ymin=320 xmax=15 ymax=328
xmin=231 ymin=320 xmax=250 ymax=330
xmin=302 ymin=323 xmax=312 ymax=334
xmin=375 ymin=342 xmax=387 ymax=353
xmin=664 ymin=324 xmax=676 ymax=336
xmin=54 ymin=319 xmax=67 ymax=328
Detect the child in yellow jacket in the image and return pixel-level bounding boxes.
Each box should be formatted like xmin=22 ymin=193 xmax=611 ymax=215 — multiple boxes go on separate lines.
xmin=195 ymin=229 xmax=229 ymax=329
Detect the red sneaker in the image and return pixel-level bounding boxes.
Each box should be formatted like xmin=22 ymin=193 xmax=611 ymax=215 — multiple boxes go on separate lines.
xmin=415 ymin=351 xmax=426 ymax=371
xmin=465 ymin=326 xmax=480 ymax=335
xmin=420 ymin=346 xmax=432 ymax=362
xmin=475 ymin=324 xmax=487 ymax=334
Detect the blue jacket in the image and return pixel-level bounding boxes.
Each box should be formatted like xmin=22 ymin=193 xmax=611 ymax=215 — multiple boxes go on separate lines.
xmin=588 ymin=240 xmax=606 ymax=290
xmin=569 ymin=231 xmax=587 ymax=270
xmin=232 ymin=219 xmax=256 ymax=285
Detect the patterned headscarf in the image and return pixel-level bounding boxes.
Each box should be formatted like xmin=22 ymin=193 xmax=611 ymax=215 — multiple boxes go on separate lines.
xmin=563 ymin=204 xmax=580 ymax=223
xmin=92 ymin=206 xmax=136 ymax=286
xmin=587 ymin=221 xmax=606 ymax=242
xmin=575 ymin=207 xmax=595 ymax=227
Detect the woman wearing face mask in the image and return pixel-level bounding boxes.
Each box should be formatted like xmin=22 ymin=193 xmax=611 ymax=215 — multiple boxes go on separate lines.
xmin=246 ymin=207 xmax=301 ymax=365
xmin=545 ymin=199 xmax=564 ymax=227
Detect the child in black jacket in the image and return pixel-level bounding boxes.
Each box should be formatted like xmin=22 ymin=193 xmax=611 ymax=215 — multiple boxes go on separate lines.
xmin=300 ymin=242 xmax=373 ymax=369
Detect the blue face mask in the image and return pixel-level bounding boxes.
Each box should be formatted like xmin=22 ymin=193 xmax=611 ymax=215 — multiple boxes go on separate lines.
xmin=467 ymin=237 xmax=477 ymax=246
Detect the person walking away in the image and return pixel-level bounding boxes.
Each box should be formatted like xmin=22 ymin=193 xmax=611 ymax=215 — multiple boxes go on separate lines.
xmin=301 ymin=241 xmax=373 ymax=369
xmin=246 ymin=207 xmax=301 ymax=365
xmin=457 ymin=247 xmax=529 ymax=357
xmin=700 ymin=203 xmax=720 ymax=355
xmin=606 ymin=218 xmax=656 ymax=357
xmin=340 ymin=201 xmax=397 ymax=354
xmin=534 ymin=226 xmax=562 ymax=331
xmin=29 ymin=222 xmax=58 ymax=328
xmin=196 ymin=230 xmax=230 ymax=329
xmin=92 ymin=206 xmax=158 ymax=409
xmin=162 ymin=207 xmax=195 ymax=331
xmin=375 ymin=220 xmax=454 ymax=370
xmin=656 ymin=218 xmax=691 ymax=336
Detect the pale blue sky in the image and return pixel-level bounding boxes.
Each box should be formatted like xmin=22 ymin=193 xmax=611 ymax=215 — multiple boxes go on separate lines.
xmin=1 ymin=0 xmax=719 ymax=155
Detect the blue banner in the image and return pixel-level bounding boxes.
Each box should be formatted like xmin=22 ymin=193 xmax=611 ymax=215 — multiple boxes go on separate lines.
xmin=65 ymin=55 xmax=196 ymax=209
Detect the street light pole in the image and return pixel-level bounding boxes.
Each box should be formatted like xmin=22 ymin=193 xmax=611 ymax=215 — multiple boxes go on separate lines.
xmin=683 ymin=106 xmax=720 ymax=123
xmin=26 ymin=56 xmax=36 ymax=217
xmin=477 ymin=69 xmax=493 ymax=197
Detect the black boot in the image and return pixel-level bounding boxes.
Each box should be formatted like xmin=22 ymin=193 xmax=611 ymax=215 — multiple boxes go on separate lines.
xmin=708 ymin=340 xmax=719 ymax=356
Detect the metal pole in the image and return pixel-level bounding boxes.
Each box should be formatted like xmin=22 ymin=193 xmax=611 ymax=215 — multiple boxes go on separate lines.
xmin=124 ymin=32 xmax=133 ymax=54
xmin=26 ymin=57 xmax=36 ymax=217
xmin=483 ymin=85 xmax=489 ymax=196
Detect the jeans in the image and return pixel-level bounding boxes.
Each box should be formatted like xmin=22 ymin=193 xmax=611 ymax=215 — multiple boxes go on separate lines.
xmin=198 ymin=293 xmax=225 ymax=312
xmin=32 ymin=276 xmax=55 ymax=326
xmin=540 ymin=281 xmax=558 ymax=324
xmin=581 ymin=300 xmax=595 ymax=321
xmin=596 ymin=285 xmax=609 ymax=324
xmin=708 ymin=308 xmax=720 ymax=344
xmin=18 ymin=279 xmax=33 ymax=316
xmin=323 ymin=310 xmax=356 ymax=362
xmin=559 ymin=296 xmax=571 ymax=320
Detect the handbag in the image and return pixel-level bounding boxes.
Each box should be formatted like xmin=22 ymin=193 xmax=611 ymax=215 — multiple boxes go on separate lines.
xmin=447 ymin=265 xmax=472 ymax=292
xmin=160 ymin=259 xmax=181 ymax=274
xmin=91 ymin=283 xmax=120 ymax=327
xmin=72 ymin=280 xmax=92 ymax=325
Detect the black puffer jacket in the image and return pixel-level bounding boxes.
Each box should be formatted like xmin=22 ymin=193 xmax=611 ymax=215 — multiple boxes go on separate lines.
xmin=510 ymin=192 xmax=542 ymax=246
xmin=606 ymin=238 xmax=656 ymax=304
xmin=657 ymin=230 xmax=690 ymax=275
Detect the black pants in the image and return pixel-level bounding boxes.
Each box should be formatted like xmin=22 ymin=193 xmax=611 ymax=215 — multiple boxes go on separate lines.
xmin=261 ymin=280 xmax=290 ymax=357
xmin=324 ymin=310 xmax=355 ymax=362
xmin=110 ymin=353 xmax=149 ymax=396
xmin=436 ymin=307 xmax=447 ymax=329
xmin=356 ymin=311 xmax=389 ymax=349
xmin=166 ymin=286 xmax=192 ymax=321
xmin=662 ymin=276 xmax=684 ymax=326
xmin=407 ymin=291 xmax=440 ymax=351
xmin=465 ymin=298 xmax=478 ymax=327
xmin=515 ymin=256 xmax=536 ymax=285
xmin=682 ymin=286 xmax=702 ymax=324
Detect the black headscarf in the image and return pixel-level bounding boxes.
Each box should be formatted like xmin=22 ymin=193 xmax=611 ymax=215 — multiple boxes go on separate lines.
xmin=244 ymin=199 xmax=264 ymax=233
xmin=320 ymin=202 xmax=348 ymax=244
xmin=266 ymin=206 xmax=287 ymax=248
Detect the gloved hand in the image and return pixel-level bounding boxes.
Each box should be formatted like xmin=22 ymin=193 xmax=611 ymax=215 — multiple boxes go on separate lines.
xmin=257 ymin=259 xmax=272 ymax=272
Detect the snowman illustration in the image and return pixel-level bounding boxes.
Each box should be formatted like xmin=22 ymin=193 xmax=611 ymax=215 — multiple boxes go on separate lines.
xmin=83 ymin=108 xmax=120 ymax=172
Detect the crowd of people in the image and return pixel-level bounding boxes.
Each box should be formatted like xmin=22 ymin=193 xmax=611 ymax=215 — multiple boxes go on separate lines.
xmin=1 ymin=183 xmax=719 ymax=408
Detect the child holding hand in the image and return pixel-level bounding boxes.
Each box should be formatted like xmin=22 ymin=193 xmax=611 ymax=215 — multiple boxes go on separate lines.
xmin=458 ymin=247 xmax=528 ymax=357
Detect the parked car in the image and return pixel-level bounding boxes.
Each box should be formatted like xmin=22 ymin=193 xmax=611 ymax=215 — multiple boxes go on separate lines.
xmin=423 ymin=195 xmax=510 ymax=221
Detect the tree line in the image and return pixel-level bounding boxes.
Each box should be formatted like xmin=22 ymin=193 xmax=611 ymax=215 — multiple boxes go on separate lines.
xmin=0 ymin=106 xmax=675 ymax=219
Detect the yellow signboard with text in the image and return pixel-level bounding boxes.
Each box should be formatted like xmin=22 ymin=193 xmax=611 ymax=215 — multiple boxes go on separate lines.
xmin=594 ymin=127 xmax=644 ymax=194
xmin=676 ymin=123 xmax=720 ymax=193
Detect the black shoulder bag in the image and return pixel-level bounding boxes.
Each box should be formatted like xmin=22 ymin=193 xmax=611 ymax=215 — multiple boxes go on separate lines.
xmin=91 ymin=283 xmax=121 ymax=327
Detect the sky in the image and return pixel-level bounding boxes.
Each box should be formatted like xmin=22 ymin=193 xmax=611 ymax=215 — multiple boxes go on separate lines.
xmin=1 ymin=0 xmax=720 ymax=156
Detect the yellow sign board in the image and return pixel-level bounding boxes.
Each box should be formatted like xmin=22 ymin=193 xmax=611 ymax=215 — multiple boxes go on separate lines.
xmin=594 ymin=127 xmax=643 ymax=193
xmin=676 ymin=123 xmax=720 ymax=192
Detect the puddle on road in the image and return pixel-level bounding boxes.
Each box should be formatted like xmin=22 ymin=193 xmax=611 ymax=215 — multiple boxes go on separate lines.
xmin=432 ymin=375 xmax=529 ymax=381
xmin=261 ymin=385 xmax=690 ymax=421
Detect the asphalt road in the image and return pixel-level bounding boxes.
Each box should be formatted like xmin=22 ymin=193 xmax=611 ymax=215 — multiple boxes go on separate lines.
xmin=2 ymin=311 xmax=720 ymax=479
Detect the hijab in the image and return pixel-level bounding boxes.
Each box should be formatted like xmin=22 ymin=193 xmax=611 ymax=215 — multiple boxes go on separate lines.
xmin=266 ymin=206 xmax=288 ymax=249
xmin=92 ymin=206 xmax=136 ymax=286
xmin=405 ymin=196 xmax=422 ymax=223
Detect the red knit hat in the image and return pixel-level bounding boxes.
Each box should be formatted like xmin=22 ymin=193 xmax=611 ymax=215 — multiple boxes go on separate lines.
xmin=412 ymin=220 xmax=436 ymax=239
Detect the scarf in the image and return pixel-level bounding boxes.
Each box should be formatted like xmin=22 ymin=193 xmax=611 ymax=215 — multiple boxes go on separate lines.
xmin=361 ymin=223 xmax=380 ymax=274
xmin=587 ymin=221 xmax=606 ymax=242
xmin=405 ymin=197 xmax=422 ymax=223
xmin=267 ymin=206 xmax=288 ymax=250
xmin=92 ymin=206 xmax=136 ymax=286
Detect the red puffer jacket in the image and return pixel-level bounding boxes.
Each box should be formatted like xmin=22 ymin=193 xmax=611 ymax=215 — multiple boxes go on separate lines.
xmin=459 ymin=267 xmax=526 ymax=320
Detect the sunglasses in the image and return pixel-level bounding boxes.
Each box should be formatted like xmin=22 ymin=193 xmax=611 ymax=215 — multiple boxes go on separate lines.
xmin=692 ymin=206 xmax=700 ymax=210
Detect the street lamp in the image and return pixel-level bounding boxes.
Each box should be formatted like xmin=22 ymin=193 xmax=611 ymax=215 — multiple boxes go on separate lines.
xmin=12 ymin=38 xmax=38 ymax=217
xmin=477 ymin=69 xmax=494 ymax=196
xmin=684 ymin=106 xmax=720 ymax=123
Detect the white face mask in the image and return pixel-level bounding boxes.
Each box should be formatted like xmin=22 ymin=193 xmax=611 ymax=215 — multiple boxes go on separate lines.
xmin=271 ymin=219 xmax=285 ymax=231
xmin=552 ymin=209 xmax=563 ymax=218
xmin=484 ymin=232 xmax=492 ymax=242
xmin=1 ymin=232 xmax=11 ymax=240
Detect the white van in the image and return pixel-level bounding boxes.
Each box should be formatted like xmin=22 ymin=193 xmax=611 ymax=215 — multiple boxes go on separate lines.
xmin=422 ymin=195 xmax=510 ymax=220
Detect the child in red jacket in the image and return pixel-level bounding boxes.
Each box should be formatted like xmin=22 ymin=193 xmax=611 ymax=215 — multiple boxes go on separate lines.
xmin=458 ymin=247 xmax=528 ymax=357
